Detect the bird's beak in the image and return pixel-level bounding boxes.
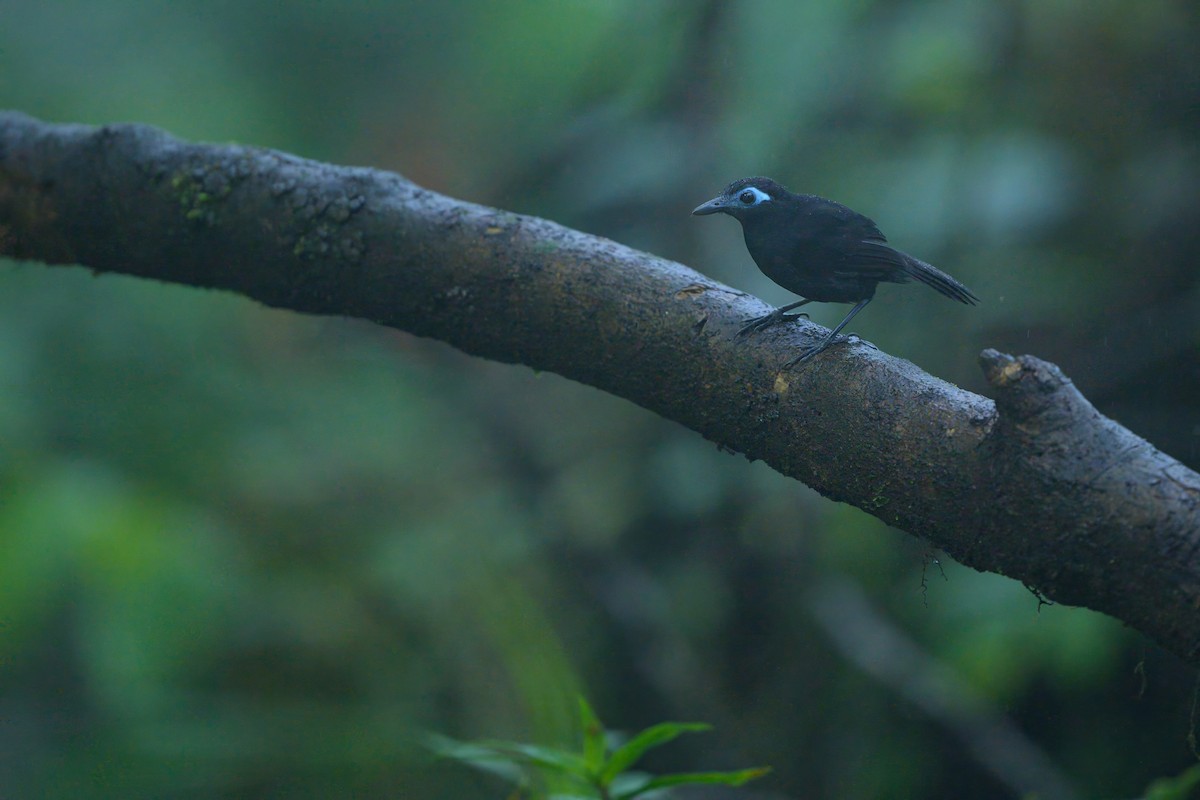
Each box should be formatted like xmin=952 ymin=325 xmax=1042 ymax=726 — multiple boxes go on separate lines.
xmin=691 ymin=195 xmax=727 ymax=216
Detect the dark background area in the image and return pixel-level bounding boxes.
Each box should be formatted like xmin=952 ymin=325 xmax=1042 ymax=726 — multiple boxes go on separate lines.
xmin=1 ymin=2 xmax=1198 ymax=798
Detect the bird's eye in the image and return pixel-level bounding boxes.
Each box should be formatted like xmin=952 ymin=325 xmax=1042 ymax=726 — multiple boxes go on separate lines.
xmin=736 ymin=186 xmax=771 ymax=206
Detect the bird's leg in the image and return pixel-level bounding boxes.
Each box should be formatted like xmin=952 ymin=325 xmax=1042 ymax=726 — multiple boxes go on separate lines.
xmin=784 ymin=297 xmax=872 ymax=368
xmin=736 ymin=299 xmax=812 ymax=337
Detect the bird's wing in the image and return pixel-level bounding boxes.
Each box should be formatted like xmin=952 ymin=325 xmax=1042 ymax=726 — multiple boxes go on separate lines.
xmin=795 ymin=201 xmax=901 ymax=281
xmin=833 ymin=238 xmax=911 ymax=283
xmin=854 ymin=240 xmax=979 ymax=304
xmin=803 ymin=200 xmax=978 ymax=304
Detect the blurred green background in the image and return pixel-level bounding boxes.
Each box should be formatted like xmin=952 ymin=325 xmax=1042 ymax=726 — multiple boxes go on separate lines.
xmin=2 ymin=2 xmax=1198 ymax=798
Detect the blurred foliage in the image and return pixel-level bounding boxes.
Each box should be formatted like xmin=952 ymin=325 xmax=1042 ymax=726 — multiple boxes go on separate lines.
xmin=429 ymin=697 xmax=769 ymax=799
xmin=1 ymin=1 xmax=1198 ymax=798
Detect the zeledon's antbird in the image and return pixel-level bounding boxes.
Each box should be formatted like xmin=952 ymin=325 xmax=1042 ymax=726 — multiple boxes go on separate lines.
xmin=693 ymin=177 xmax=978 ymax=366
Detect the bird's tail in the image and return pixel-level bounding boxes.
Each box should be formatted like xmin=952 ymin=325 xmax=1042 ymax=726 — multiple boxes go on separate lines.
xmin=901 ymin=254 xmax=978 ymax=305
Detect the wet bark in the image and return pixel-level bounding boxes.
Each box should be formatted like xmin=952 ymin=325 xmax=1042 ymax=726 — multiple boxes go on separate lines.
xmin=2 ymin=111 xmax=1198 ymax=663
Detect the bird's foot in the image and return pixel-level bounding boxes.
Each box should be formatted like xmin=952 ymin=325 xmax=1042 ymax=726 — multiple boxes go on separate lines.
xmin=736 ymin=311 xmax=809 ymax=337
xmin=844 ymin=333 xmax=877 ymax=352
xmin=784 ymin=332 xmax=872 ymax=368
xmin=783 ymin=342 xmax=832 ymax=369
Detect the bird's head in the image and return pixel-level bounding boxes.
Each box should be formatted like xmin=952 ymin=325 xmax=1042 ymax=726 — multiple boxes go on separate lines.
xmin=692 ymin=177 xmax=789 ymax=219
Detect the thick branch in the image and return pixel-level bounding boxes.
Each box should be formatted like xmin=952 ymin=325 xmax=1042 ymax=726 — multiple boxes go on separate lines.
xmin=2 ymin=111 xmax=1198 ymax=663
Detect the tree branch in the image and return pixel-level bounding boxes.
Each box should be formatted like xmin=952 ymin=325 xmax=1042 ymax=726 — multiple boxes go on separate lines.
xmin=2 ymin=111 xmax=1198 ymax=663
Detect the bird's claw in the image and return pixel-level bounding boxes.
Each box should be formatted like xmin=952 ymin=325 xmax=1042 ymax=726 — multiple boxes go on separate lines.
xmin=735 ymin=311 xmax=809 ymax=338
xmin=783 ymin=331 xmax=872 ymax=369
xmin=845 ymin=333 xmax=878 ymax=352
xmin=783 ymin=345 xmax=826 ymax=369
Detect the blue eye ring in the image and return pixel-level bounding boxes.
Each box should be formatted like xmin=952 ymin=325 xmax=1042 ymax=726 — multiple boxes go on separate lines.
xmin=736 ymin=186 xmax=771 ymax=205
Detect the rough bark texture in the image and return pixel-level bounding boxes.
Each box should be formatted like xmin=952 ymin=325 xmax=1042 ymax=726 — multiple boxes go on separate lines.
xmin=2 ymin=111 xmax=1198 ymax=663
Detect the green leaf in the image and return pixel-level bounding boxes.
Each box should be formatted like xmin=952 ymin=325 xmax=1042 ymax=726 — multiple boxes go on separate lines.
xmin=425 ymin=733 xmax=589 ymax=779
xmin=600 ymin=722 xmax=711 ymax=783
xmin=609 ymin=772 xmax=654 ymax=797
xmin=615 ymin=767 xmax=772 ymax=799
xmin=473 ymin=740 xmax=591 ymax=777
xmin=1143 ymin=763 xmax=1200 ymax=800
xmin=578 ymin=697 xmax=607 ymax=775
xmin=423 ymin=734 xmax=528 ymax=783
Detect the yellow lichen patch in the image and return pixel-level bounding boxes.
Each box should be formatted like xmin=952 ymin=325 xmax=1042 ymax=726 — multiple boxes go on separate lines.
xmin=485 ymin=226 xmax=504 ymax=235
xmin=1000 ymin=360 xmax=1023 ymax=383
xmin=170 ymin=168 xmax=233 ymax=227
xmin=673 ymin=283 xmax=711 ymax=299
xmin=773 ymin=373 xmax=790 ymax=394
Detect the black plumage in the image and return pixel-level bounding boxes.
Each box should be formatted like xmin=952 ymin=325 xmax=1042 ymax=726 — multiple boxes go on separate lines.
xmin=693 ymin=177 xmax=978 ymax=366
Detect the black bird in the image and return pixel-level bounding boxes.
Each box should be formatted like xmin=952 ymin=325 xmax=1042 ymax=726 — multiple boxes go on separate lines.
xmin=693 ymin=177 xmax=978 ymax=366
